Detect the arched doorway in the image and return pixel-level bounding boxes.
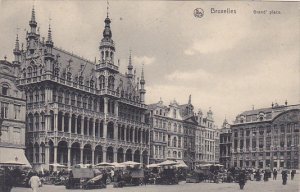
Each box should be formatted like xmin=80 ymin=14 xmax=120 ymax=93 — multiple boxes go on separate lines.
xmin=107 ymin=122 xmax=114 ymax=139
xmin=142 ymin=150 xmax=148 ymax=165
xmin=83 ymin=144 xmax=92 ymax=164
xmin=71 ymin=142 xmax=80 ymax=165
xmin=117 ymin=148 xmax=124 ymax=163
xmin=94 ymin=145 xmax=103 ymax=164
xmin=107 ymin=147 xmax=114 ymax=163
xmin=134 ymin=150 xmax=140 ymax=162
xmin=48 ymin=140 xmax=54 ymax=164
xmin=125 ymin=149 xmax=132 ymax=161
xmin=57 ymin=141 xmax=68 ymax=165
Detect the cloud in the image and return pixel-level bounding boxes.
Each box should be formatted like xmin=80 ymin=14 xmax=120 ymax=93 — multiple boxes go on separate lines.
xmin=166 ymin=69 xmax=212 ymax=81
xmin=133 ymin=55 xmax=155 ymax=66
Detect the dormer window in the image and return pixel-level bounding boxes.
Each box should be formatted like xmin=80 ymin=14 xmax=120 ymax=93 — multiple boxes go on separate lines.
xmin=54 ymin=68 xmax=59 ymax=77
xmin=67 ymin=72 xmax=72 ymax=81
xmin=79 ymin=76 xmax=83 ymax=85
xmin=90 ymin=80 xmax=94 ymax=88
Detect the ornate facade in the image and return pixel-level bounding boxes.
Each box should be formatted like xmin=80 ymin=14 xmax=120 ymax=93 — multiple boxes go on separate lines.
xmin=219 ymin=119 xmax=231 ymax=168
xmin=146 ymin=96 xmax=219 ymax=167
xmin=231 ymin=102 xmax=300 ymax=169
xmin=0 ymin=59 xmax=29 ymax=166
xmin=14 ymin=8 xmax=150 ymax=170
xmin=195 ymin=108 xmax=218 ymax=164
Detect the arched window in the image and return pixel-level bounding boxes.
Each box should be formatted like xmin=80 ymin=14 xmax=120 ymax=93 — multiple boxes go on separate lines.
xmin=99 ymin=75 xmax=105 ymax=89
xmin=27 ymin=67 xmax=32 ymax=77
xmin=105 ymin=51 xmax=109 ymax=60
xmin=64 ymin=91 xmax=69 ymax=104
xmin=58 ymin=90 xmax=63 ymax=103
xmin=82 ymin=97 xmax=87 ymax=109
xmin=173 ymin=151 xmax=177 ymax=158
xmin=173 ymin=109 xmax=177 ymax=118
xmin=71 ymin=93 xmax=76 ymax=105
xmin=77 ymin=94 xmax=82 ymax=107
xmin=88 ymin=98 xmax=92 ymax=110
xmin=108 ymin=76 xmax=114 ymax=90
xmin=173 ymin=137 xmax=177 ymax=147
xmin=174 ymin=123 xmax=177 ymax=132
xmin=1 ymin=84 xmax=9 ymax=96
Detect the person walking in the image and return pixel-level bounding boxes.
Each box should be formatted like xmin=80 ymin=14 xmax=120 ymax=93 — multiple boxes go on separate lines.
xmin=291 ymin=170 xmax=295 ymax=180
xmin=273 ymin=169 xmax=277 ymax=180
xmin=281 ymin=170 xmax=288 ymax=185
xmin=0 ymin=168 xmax=14 ymax=192
xmin=29 ymin=172 xmax=42 ymax=192
xmin=238 ymin=170 xmax=247 ymax=190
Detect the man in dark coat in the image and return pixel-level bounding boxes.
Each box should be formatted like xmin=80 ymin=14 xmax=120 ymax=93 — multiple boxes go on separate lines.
xmin=238 ymin=170 xmax=247 ymax=190
xmin=282 ymin=170 xmax=288 ymax=185
xmin=273 ymin=169 xmax=277 ymax=180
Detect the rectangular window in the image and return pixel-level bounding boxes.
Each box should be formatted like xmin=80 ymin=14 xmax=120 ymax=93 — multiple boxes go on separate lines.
xmin=41 ymin=89 xmax=45 ymax=102
xmin=266 ymin=137 xmax=271 ymax=150
xmin=259 ymin=138 xmax=264 ymax=148
xmin=1 ymin=102 xmax=9 ymax=118
xmin=280 ymin=135 xmax=285 ymax=147
xmin=14 ymin=105 xmax=21 ymax=120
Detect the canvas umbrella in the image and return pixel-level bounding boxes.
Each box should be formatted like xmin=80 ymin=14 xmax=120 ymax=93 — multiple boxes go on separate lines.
xmin=49 ymin=163 xmax=67 ymax=168
xmin=158 ymin=160 xmax=178 ymax=166
xmin=121 ymin=161 xmax=141 ymax=166
xmin=0 ymin=160 xmax=26 ymax=166
xmin=147 ymin=163 xmax=159 ymax=168
xmin=96 ymin=162 xmax=114 ymax=167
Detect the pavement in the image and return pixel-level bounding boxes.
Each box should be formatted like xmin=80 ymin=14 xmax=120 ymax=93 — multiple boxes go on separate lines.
xmin=12 ymin=175 xmax=299 ymax=192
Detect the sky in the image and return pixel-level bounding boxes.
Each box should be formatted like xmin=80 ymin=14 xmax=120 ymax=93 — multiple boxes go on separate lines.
xmin=0 ymin=1 xmax=299 ymax=127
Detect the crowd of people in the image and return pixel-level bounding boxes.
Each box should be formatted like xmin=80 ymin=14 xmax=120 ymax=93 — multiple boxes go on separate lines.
xmin=0 ymin=165 xmax=297 ymax=191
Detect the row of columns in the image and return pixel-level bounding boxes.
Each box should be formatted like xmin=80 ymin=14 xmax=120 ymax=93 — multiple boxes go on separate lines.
xmin=233 ymin=127 xmax=298 ymax=152
xmin=29 ymin=144 xmax=149 ymax=169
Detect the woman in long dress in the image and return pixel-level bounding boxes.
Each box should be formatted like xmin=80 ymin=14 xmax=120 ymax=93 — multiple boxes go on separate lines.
xmin=29 ymin=172 xmax=41 ymax=192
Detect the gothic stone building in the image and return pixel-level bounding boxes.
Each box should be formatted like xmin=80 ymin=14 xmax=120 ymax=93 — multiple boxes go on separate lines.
xmin=0 ymin=59 xmax=29 ymax=166
xmin=231 ymin=103 xmax=300 ymax=169
xmin=14 ymin=8 xmax=150 ymax=170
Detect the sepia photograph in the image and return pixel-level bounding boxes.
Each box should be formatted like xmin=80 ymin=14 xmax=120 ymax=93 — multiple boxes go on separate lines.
xmin=0 ymin=0 xmax=299 ymax=191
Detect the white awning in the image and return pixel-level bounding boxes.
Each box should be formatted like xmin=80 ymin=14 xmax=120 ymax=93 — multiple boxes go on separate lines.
xmin=0 ymin=147 xmax=31 ymax=167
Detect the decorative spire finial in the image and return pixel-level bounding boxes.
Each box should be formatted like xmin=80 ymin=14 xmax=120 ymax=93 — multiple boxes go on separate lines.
xmin=141 ymin=64 xmax=144 ymax=78
xmin=47 ymin=23 xmax=52 ymax=42
xmin=107 ymin=0 xmax=109 ymax=18
xmin=31 ymin=5 xmax=36 ymax=22
xmin=15 ymin=34 xmax=20 ymax=50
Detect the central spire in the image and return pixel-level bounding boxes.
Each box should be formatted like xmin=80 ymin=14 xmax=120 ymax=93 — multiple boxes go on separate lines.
xmin=127 ymin=50 xmax=133 ymax=78
xmin=98 ymin=1 xmax=116 ymax=68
